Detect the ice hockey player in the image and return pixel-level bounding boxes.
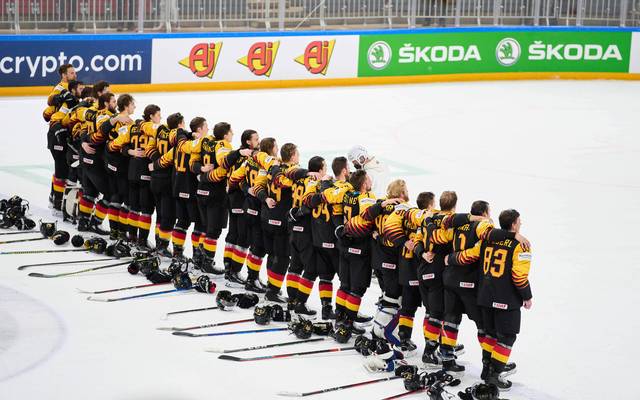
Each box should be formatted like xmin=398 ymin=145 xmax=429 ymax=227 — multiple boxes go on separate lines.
xmin=168 ymin=117 xmax=208 ymax=263
xmin=192 ymin=122 xmax=252 ymax=273
xmin=234 ymin=137 xmax=279 ymax=293
xmin=333 ymin=170 xmax=383 ymax=341
xmin=78 ymin=92 xmax=122 ymax=236
xmin=253 ymin=143 xmax=320 ymax=304
xmin=295 ymin=156 xmax=353 ymax=320
xmin=146 ymin=112 xmax=179 ymax=257
xmin=446 ymin=209 xmax=532 ymax=390
xmin=381 ymin=190 xmax=435 ymax=355
xmin=43 ymin=64 xmax=77 ymax=205
xmin=347 ymin=145 xmax=390 ymax=198
xmin=221 ymin=129 xmax=260 ymax=286
xmin=285 ymin=155 xmax=328 ymax=317
xmin=107 ymin=104 xmax=160 ymax=249
xmin=101 ymin=94 xmax=137 ymax=239
xmin=47 ymin=79 xmax=83 ymax=214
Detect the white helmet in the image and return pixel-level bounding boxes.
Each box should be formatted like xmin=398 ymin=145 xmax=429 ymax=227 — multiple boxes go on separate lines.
xmin=347 ymin=145 xmax=369 ymax=168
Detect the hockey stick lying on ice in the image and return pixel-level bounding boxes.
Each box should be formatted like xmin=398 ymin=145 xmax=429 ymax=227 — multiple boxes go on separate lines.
xmin=87 ymin=288 xmax=192 ymax=302
xmin=0 ymin=230 xmax=36 ymax=236
xmin=0 ymin=248 xmax=87 ymax=255
xmin=205 ymin=338 xmax=328 ymax=354
xmin=173 ymin=327 xmax=288 ymax=337
xmin=157 ymin=318 xmax=254 ymax=332
xmin=0 ymin=235 xmax=46 ymax=245
xmin=28 ymin=260 xmax=133 ymax=278
xmin=218 ymin=346 xmax=356 ymax=362
xmin=277 ymin=375 xmax=401 ymax=397
xmin=161 ymin=306 xmax=219 ymax=320
xmin=381 ymin=389 xmax=426 ymax=400
xmin=77 ymin=282 xmax=171 ymax=294
xmin=18 ymin=257 xmax=117 ymax=270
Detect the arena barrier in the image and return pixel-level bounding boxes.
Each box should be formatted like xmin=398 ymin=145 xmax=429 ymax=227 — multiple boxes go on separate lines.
xmin=1 ymin=26 xmax=639 ymax=96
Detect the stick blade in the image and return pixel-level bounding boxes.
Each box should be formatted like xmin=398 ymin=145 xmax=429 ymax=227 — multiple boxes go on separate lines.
xmin=276 ymin=391 xmax=303 ymax=397
xmin=156 ymin=327 xmax=179 ymax=331
xmin=86 ymin=296 xmax=109 ymax=302
xmin=76 ymin=288 xmax=92 ymax=294
xmin=27 ymin=272 xmax=49 ymax=278
xmin=204 ymin=347 xmax=224 ymax=353
xmin=172 ymin=331 xmax=198 ymax=337
xmin=218 ymin=355 xmax=244 ymax=361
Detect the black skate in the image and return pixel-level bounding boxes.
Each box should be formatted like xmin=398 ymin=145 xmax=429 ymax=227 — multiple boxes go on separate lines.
xmin=321 ymin=303 xmax=336 ymax=320
xmin=442 ymin=359 xmax=465 ymax=376
xmin=481 ymin=361 xmax=516 ymax=381
xmin=265 ymin=289 xmax=288 ymax=304
xmin=422 ymin=345 xmax=441 ymax=369
xmin=199 ymin=255 xmax=224 ymax=275
xmin=396 ymin=338 xmax=418 ymax=356
xmin=136 ymin=238 xmax=153 ymax=252
xmin=89 ymin=217 xmax=110 ymax=236
xmin=77 ymin=217 xmax=90 ymax=232
xmin=486 ymin=367 xmax=512 ymax=391
xmin=109 ymin=229 xmax=120 ymax=241
xmin=245 ymin=278 xmax=267 ymax=294
xmin=224 ymin=270 xmax=246 ymax=288
xmin=294 ymin=302 xmax=317 ymax=320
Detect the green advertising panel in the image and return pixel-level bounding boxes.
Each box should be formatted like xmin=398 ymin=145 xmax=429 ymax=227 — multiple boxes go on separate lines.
xmin=358 ymin=31 xmax=631 ymax=76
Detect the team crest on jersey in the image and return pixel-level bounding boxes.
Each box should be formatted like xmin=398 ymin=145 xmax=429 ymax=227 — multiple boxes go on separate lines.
xmin=202 ymin=138 xmax=215 ymax=153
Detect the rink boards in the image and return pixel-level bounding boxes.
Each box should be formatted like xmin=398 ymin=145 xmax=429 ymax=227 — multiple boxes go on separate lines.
xmin=1 ymin=26 xmax=640 ymax=95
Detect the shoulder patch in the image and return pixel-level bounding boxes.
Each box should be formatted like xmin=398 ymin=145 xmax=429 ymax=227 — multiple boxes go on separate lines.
xmin=258 ymin=169 xmax=267 ymax=176
xmin=265 ymin=156 xmax=273 ymax=163
xmin=396 ymin=203 xmax=411 ymax=211
xmin=518 ymin=252 xmax=532 ymax=261
xmin=360 ymin=198 xmax=376 ymax=205
xmin=118 ymin=126 xmax=128 ymax=136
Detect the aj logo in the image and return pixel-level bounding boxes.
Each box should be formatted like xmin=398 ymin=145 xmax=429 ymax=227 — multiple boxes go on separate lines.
xmin=179 ymin=42 xmax=223 ymax=79
xmin=295 ymin=40 xmax=335 ymax=75
xmin=238 ymin=41 xmax=280 ymax=77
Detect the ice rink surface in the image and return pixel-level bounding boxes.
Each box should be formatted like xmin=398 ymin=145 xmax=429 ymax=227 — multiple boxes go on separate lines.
xmin=0 ymin=80 xmax=639 ymax=399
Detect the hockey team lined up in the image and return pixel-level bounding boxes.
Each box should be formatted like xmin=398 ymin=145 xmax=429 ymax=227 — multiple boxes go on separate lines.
xmin=43 ymin=64 xmax=533 ymax=392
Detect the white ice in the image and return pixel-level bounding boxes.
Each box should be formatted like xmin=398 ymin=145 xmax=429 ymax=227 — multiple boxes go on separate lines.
xmin=0 ymin=80 xmax=639 ymax=400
